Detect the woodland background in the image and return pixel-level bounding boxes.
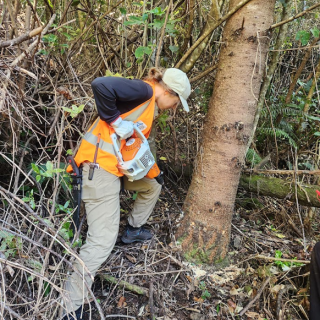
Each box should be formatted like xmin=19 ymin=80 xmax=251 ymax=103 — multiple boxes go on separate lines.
xmin=0 ymin=0 xmax=320 ymax=319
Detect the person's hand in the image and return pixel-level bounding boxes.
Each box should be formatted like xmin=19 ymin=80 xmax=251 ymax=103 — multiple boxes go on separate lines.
xmin=155 ymin=171 xmax=164 ymax=185
xmin=111 ymin=117 xmax=134 ymax=140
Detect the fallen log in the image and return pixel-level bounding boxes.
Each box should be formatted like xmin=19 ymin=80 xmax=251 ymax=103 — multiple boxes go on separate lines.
xmin=239 ymin=174 xmax=320 ymax=208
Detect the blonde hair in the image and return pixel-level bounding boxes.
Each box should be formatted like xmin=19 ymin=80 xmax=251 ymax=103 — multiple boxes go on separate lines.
xmin=144 ymin=67 xmax=178 ymax=96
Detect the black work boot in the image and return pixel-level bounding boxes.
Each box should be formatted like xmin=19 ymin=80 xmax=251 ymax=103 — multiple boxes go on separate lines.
xmin=121 ymin=224 xmax=153 ymax=243
xmin=62 ymin=306 xmax=83 ymax=320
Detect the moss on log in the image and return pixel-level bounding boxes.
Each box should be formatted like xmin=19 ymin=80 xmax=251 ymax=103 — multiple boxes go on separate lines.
xmin=100 ymin=274 xmax=149 ymax=296
xmin=240 ymin=174 xmax=320 ymax=207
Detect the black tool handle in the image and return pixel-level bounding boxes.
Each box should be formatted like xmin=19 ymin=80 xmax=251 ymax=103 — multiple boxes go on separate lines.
xmin=67 ymin=156 xmax=80 ymax=177
xmin=88 ymin=165 xmax=94 ymax=180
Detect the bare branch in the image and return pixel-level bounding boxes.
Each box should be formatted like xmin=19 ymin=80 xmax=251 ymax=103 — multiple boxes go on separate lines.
xmin=0 ymin=26 xmax=43 ymax=48
xmin=270 ymin=2 xmax=320 ymax=29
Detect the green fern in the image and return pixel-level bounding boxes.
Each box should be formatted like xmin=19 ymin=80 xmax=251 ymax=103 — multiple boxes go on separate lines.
xmin=246 ymin=148 xmax=262 ymax=166
xmin=258 ymin=128 xmax=297 ymax=148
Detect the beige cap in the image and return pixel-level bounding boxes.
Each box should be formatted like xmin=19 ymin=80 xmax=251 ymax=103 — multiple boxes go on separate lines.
xmin=162 ymin=68 xmax=191 ymax=112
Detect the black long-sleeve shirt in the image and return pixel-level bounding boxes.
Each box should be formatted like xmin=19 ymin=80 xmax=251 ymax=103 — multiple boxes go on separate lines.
xmin=91 ymin=77 xmax=153 ymax=124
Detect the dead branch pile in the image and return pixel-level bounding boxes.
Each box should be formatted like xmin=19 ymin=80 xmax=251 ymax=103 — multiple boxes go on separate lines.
xmin=0 ymin=1 xmax=318 ymax=319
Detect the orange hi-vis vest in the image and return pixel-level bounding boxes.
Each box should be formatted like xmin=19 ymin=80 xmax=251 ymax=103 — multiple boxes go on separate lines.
xmin=72 ymin=81 xmax=156 ymax=177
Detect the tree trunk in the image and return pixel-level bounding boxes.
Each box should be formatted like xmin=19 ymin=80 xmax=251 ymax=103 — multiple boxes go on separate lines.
xmin=247 ymin=0 xmax=291 ymax=157
xmin=175 ymin=0 xmax=276 ymax=264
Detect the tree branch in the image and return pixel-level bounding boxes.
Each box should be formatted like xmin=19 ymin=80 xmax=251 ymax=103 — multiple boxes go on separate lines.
xmin=190 ymin=64 xmax=217 ymax=83
xmin=0 ymin=26 xmax=43 ymax=48
xmin=175 ymin=0 xmax=253 ymax=69
xmin=270 ymin=2 xmax=320 ymax=29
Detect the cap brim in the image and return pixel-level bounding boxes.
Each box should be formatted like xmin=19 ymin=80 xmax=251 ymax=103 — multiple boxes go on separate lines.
xmin=179 ymin=95 xmax=189 ymax=112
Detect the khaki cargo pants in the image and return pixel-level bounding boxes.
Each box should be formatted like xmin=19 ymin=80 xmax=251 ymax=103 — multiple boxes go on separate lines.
xmin=64 ymin=163 xmax=161 ymax=313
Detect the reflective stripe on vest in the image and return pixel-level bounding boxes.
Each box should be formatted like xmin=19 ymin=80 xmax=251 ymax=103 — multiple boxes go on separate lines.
xmin=83 ymin=131 xmax=116 ymax=155
xmin=82 ymin=100 xmax=152 ymax=155
xmin=122 ymin=100 xmax=151 ymax=122
xmin=73 ymin=81 xmax=155 ymax=176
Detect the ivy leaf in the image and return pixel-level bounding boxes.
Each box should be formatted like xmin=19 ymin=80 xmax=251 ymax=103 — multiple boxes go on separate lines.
xmin=311 ymin=27 xmax=320 ymax=38
xmin=296 ymin=30 xmax=310 ymax=46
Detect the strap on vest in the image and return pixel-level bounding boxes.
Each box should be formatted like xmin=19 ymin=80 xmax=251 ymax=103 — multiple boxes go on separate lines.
xmin=83 ymin=100 xmax=152 ymax=156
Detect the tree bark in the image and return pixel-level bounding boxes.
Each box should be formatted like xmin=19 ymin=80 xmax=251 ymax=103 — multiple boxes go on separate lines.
xmin=175 ymin=0 xmax=276 ymax=264
xmin=247 ymin=0 xmax=291 ymax=154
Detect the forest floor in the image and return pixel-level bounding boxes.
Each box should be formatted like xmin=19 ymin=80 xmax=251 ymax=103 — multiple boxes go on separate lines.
xmin=76 ymin=183 xmax=315 ymax=320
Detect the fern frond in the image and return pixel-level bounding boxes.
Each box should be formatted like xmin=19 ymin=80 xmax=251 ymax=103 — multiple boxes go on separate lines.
xmin=258 ymin=128 xmax=297 ymax=148
xmin=246 ymin=148 xmax=262 ymax=166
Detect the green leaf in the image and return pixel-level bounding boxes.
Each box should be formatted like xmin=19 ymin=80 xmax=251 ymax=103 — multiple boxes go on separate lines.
xmin=71 ymin=0 xmax=80 ymax=6
xmin=44 ymin=282 xmax=51 ymax=297
xmin=38 ymin=49 xmax=48 ymax=55
xmin=28 ymin=275 xmax=35 ymax=282
xmin=142 ymin=13 xmax=149 ymax=21
xmin=46 ymin=161 xmax=53 ymax=172
xmin=314 ymin=132 xmax=320 ymax=136
xmin=27 ymin=259 xmax=43 ymax=272
xmin=61 ymin=32 xmax=73 ymax=41
xmin=124 ymin=16 xmax=145 ymax=26
xmin=148 ymin=7 xmax=164 ymax=15
xmin=169 ymin=45 xmax=178 ymax=53
xmin=66 ymin=149 xmax=73 ymax=155
xmin=47 ymin=0 xmax=53 ymax=7
xmin=149 ymin=18 xmax=165 ymax=29
xmin=296 ymin=30 xmax=310 ymax=46
xmin=36 ymin=175 xmax=41 ymax=182
xmin=64 ymin=200 xmax=70 ymax=208
xmin=275 ymin=250 xmax=282 ymax=259
xmin=305 ymin=114 xmax=320 ymax=121
xmin=132 ymin=192 xmax=138 ymax=200
xmin=311 ymin=27 xmax=320 ymax=38
xmin=119 ymin=7 xmax=127 ymax=15
xmin=42 ymin=34 xmax=58 ymax=43
xmin=134 ymin=46 xmax=152 ymax=58
xmin=31 ymin=163 xmax=40 ymax=174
